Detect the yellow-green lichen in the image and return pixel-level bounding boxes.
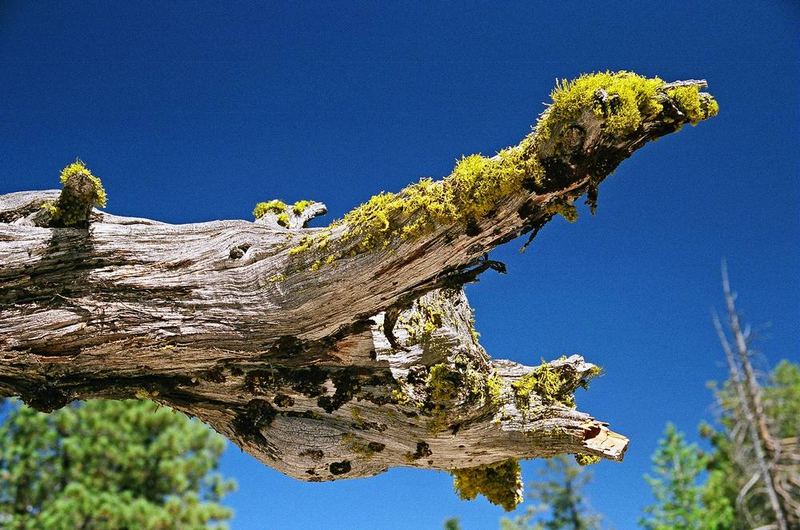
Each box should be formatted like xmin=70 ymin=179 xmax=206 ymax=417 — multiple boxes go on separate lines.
xmin=423 ymin=358 xmax=502 ymax=432
xmin=575 ymin=453 xmax=601 ymax=466
xmin=513 ymin=362 xmax=574 ymax=407
xmin=253 ymin=199 xmax=288 ymax=220
xmin=666 ymin=85 xmax=719 ymax=125
xmin=425 ymin=364 xmax=461 ymax=432
xmin=511 ymin=360 xmax=600 ymax=409
xmin=40 ymin=201 xmax=58 ymax=216
xmin=451 ymin=459 xmax=523 ymax=512
xmin=486 ymin=372 xmax=504 ymax=407
xmin=391 ymin=387 xmax=414 ymax=406
xmin=44 ymin=160 xmax=107 ymax=226
xmin=540 ymin=71 xmax=665 ymax=140
xmin=268 ymin=273 xmax=286 ymax=282
xmin=545 ymin=198 xmax=579 ymax=222
xmin=254 ymin=199 xmax=316 ymax=227
xmin=59 ymin=160 xmax=107 ymax=208
xmin=289 ymin=235 xmax=315 ymax=256
xmin=292 ymin=200 xmax=313 ymax=215
xmin=468 ymin=310 xmax=481 ymax=344
xmin=335 ymin=144 xmax=542 ymax=255
xmin=288 ymin=72 xmax=717 ymax=264
xmin=400 ymin=299 xmax=445 ymax=345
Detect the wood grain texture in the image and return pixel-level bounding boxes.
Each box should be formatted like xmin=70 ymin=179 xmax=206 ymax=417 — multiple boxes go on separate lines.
xmin=0 ymin=79 xmax=713 ymax=482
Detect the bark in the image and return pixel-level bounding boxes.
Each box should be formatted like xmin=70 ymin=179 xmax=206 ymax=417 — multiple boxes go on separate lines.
xmin=0 ymin=77 xmax=713 ymax=487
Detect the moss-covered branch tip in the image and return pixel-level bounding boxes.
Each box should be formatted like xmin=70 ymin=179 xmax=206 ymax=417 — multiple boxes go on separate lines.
xmin=512 ymin=357 xmax=601 ymax=409
xmin=289 ymin=70 xmax=716 ymax=265
xmin=42 ymin=160 xmax=107 ymax=227
xmin=539 ymin=71 xmax=717 ymax=140
xmin=253 ymin=199 xmax=322 ymax=228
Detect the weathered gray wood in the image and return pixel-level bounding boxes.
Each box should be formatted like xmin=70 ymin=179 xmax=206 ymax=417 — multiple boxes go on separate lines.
xmin=0 ymin=77 xmax=714 ymax=496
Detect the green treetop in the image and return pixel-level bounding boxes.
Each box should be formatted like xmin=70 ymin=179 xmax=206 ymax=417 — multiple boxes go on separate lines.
xmin=640 ymin=424 xmax=713 ymax=530
xmin=0 ymin=399 xmax=235 ymax=530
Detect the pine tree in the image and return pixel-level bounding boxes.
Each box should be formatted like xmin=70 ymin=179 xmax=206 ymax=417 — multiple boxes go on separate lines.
xmin=640 ymin=424 xmax=715 ymax=530
xmin=443 ymin=517 xmax=463 ymax=530
xmin=642 ymin=269 xmax=800 ymax=528
xmin=0 ymin=399 xmax=235 ymax=529
xmin=501 ymin=455 xmax=601 ymax=530
xmin=702 ymin=359 xmax=800 ymax=528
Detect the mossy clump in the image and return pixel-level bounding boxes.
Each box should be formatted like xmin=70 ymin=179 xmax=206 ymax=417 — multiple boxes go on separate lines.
xmin=545 ymin=198 xmax=579 ymax=223
xmin=254 ymin=199 xmax=318 ymax=228
xmin=59 ymin=160 xmax=107 ymax=208
xmin=540 ymin=71 xmax=665 ymax=140
xmin=292 ymin=200 xmax=314 ymax=215
xmin=42 ymin=160 xmax=107 ymax=227
xmin=290 ymin=71 xmax=717 ymax=263
xmin=427 ymin=364 xmax=462 ymax=404
xmin=253 ymin=199 xmax=289 ymax=227
xmin=451 ymin=459 xmax=523 ymax=512
xmin=338 ymin=144 xmax=542 ymax=254
xmin=512 ymin=361 xmax=600 ymax=409
xmin=486 ymin=372 xmax=504 ymax=407
xmin=575 ymin=453 xmax=601 ymax=466
xmin=399 ymin=298 xmax=445 ymax=345
xmin=666 ymin=84 xmax=719 ymax=125
xmin=423 ymin=357 xmax=503 ymax=432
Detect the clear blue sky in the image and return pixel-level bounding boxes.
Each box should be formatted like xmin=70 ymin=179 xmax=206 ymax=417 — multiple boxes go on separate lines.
xmin=1 ymin=1 xmax=798 ymax=528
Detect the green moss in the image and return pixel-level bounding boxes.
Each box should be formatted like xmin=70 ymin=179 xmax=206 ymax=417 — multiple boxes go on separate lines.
xmin=666 ymin=85 xmax=719 ymax=125
xmin=451 ymin=459 xmax=523 ymax=512
xmin=426 ymin=364 xmax=461 ymax=431
xmin=289 ymin=235 xmax=314 ymax=255
xmin=253 ymin=199 xmax=287 ymax=220
xmin=511 ymin=360 xmax=600 ymax=409
xmin=335 ymin=145 xmax=542 ymax=255
xmin=426 ymin=363 xmax=462 ymax=403
xmin=486 ymin=372 xmax=504 ymax=407
xmin=287 ymin=72 xmax=717 ymax=264
xmin=59 ymin=160 xmax=107 ymax=208
xmin=545 ymin=198 xmax=579 ymax=222
xmin=45 ymin=160 xmax=107 ymax=226
xmin=40 ymin=201 xmax=58 ymax=216
xmin=540 ymin=71 xmax=665 ymax=139
xmin=575 ymin=453 xmax=601 ymax=466
xmin=513 ymin=362 xmax=573 ymax=407
xmin=292 ymin=200 xmax=314 ymax=215
xmin=401 ymin=300 xmax=445 ymax=345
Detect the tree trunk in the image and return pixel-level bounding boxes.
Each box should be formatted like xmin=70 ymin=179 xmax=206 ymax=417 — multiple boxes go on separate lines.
xmin=0 ymin=74 xmax=716 ymax=504
xmin=714 ymin=264 xmax=790 ymax=530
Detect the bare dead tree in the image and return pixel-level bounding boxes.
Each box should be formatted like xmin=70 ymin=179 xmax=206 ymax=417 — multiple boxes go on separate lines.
xmin=0 ymin=73 xmax=718 ymax=508
xmin=713 ymin=263 xmax=791 ymax=530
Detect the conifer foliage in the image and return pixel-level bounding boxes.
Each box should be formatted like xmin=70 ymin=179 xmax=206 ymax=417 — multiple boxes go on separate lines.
xmin=0 ymin=400 xmax=235 ymax=530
